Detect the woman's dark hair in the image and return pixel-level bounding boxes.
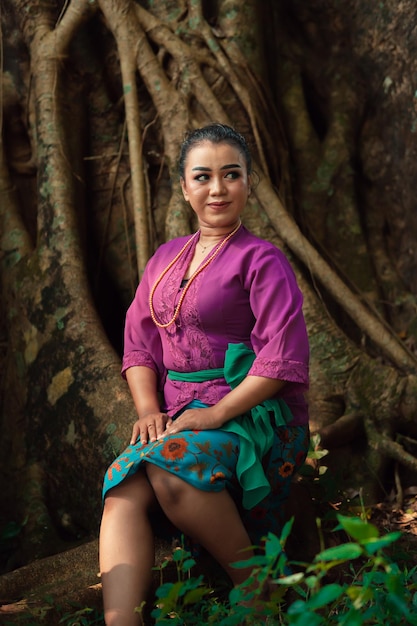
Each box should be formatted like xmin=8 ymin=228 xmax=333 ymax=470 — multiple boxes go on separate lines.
xmin=178 ymin=123 xmax=252 ymax=178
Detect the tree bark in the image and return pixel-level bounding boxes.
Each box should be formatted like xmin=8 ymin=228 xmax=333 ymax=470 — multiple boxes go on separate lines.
xmin=2 ymin=0 xmax=417 ymax=612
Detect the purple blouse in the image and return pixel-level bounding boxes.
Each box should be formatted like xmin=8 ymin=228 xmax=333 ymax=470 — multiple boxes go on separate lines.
xmin=122 ymin=225 xmax=309 ymax=425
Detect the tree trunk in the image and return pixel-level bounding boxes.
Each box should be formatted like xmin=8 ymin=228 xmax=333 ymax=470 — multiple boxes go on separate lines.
xmin=2 ymin=0 xmax=417 ymax=616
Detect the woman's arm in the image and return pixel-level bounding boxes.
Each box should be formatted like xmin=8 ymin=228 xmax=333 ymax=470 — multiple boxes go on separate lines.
xmin=125 ymin=366 xmax=172 ymax=444
xmin=211 ymin=375 xmax=286 ymax=423
xmin=161 ymin=375 xmax=286 ymax=437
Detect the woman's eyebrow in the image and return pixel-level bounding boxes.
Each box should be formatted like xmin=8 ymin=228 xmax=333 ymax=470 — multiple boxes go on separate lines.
xmin=191 ymin=163 xmax=242 ymax=171
xmin=221 ymin=163 xmax=241 ymax=170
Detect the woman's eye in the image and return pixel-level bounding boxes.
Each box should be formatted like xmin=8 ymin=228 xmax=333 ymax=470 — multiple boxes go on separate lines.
xmin=193 ymin=170 xmax=240 ymax=182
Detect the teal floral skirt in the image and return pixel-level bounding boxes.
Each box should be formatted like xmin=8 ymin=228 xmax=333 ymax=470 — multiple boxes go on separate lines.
xmin=103 ymin=406 xmax=309 ymax=546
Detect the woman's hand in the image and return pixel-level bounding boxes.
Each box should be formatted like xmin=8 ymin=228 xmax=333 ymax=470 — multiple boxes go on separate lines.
xmin=131 ymin=412 xmax=172 ymax=445
xmin=160 ymin=406 xmax=222 ymax=438
xmin=158 ymin=376 xmax=287 ymax=440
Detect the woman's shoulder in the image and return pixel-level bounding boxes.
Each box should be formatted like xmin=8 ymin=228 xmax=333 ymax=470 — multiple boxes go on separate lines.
xmin=236 ymin=226 xmax=289 ymax=260
xmin=232 ymin=227 xmax=300 ymax=287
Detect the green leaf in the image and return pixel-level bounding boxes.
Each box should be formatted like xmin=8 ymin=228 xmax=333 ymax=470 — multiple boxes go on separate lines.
xmin=385 ymin=591 xmax=415 ymax=620
xmin=279 ymin=518 xmax=295 ymax=546
xmin=274 ymin=572 xmax=305 ymax=585
xmin=229 ymin=585 xmax=246 ymax=605
xmin=308 ymin=449 xmax=329 ymax=460
xmin=315 ymin=542 xmax=363 ymax=562
xmin=155 ymin=582 xmax=175 ymax=599
xmin=154 ymin=581 xmax=183 ymax=614
xmin=287 ymin=598 xmax=306 ymax=615
xmin=305 ymin=583 xmax=344 ymax=610
xmin=232 ymin=555 xmax=267 ymax=569
xmin=265 ymin=530 xmax=284 ymax=551
xmin=304 ymin=575 xmax=319 ymax=589
xmin=173 ymin=548 xmax=189 ymax=562
xmin=287 ymin=605 xmax=324 ymax=625
xmin=346 ymin=585 xmax=374 ymax=608
xmin=181 ymin=557 xmax=196 ymax=571
xmin=336 ymin=514 xmax=379 ymax=542
xmin=183 ymin=586 xmax=211 ymax=606
xmin=178 ymin=576 xmax=205 ymax=596
xmin=361 ymin=532 xmax=402 ymax=554
xmin=299 ymin=613 xmax=324 ymax=626
xmin=339 ymin=608 xmax=365 ymax=625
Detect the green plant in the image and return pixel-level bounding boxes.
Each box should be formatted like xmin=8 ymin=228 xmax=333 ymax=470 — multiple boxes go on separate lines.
xmin=150 ymin=515 xmax=417 ymax=625
xmin=1 ymin=601 xmax=104 ymax=626
xmin=58 ymin=606 xmax=104 ymax=626
xmin=151 ymin=545 xmax=214 ymax=624
xmin=280 ymin=514 xmax=417 ymax=624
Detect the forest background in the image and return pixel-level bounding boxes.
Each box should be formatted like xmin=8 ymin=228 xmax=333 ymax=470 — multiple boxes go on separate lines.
xmin=2 ymin=0 xmax=417 ymax=622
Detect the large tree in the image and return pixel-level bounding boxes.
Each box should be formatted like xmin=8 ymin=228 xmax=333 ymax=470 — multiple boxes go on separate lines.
xmin=2 ymin=0 xmax=417 ymax=618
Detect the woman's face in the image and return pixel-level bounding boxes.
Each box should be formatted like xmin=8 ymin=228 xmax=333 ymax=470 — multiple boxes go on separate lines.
xmin=180 ymin=141 xmax=251 ymax=231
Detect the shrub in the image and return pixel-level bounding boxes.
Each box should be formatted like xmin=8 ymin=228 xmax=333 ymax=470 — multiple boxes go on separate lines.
xmin=150 ymin=515 xmax=417 ymax=625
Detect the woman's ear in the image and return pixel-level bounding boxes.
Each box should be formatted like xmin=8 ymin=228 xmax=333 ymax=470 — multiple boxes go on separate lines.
xmin=180 ymin=177 xmax=189 ymax=202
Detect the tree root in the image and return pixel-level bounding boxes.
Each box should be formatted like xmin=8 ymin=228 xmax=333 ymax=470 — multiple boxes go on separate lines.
xmin=317 ymin=412 xmax=364 ymax=449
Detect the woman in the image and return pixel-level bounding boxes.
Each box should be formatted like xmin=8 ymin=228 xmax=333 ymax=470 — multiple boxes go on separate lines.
xmin=99 ymin=123 xmax=309 ymax=626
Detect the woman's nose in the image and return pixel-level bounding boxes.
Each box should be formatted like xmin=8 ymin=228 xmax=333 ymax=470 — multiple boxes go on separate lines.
xmin=210 ymin=176 xmax=226 ymax=195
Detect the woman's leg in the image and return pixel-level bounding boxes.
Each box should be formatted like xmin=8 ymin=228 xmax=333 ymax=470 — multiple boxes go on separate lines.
xmin=145 ymin=464 xmax=254 ymax=584
xmin=99 ymin=471 xmax=157 ymax=626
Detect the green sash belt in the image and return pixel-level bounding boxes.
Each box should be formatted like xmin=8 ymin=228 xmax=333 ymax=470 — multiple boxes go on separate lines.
xmin=167 ymin=343 xmax=292 ymax=509
xmin=168 ymin=368 xmax=224 ymax=381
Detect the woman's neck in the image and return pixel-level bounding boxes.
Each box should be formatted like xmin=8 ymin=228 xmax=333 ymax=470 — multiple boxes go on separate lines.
xmin=198 ymin=221 xmax=241 ymax=247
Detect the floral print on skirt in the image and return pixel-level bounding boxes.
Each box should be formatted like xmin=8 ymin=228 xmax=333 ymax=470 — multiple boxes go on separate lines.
xmin=102 ymin=411 xmax=309 ymax=547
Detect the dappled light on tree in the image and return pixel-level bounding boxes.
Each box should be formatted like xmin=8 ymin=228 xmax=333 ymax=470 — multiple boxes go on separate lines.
xmin=2 ymin=0 xmax=417 ymax=621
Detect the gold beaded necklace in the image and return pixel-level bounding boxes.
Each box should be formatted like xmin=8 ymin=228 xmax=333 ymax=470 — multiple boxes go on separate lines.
xmin=149 ymin=222 xmax=241 ymax=329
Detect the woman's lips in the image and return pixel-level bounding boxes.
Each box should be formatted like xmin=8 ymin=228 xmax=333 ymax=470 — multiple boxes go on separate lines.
xmin=208 ymin=202 xmax=230 ymax=208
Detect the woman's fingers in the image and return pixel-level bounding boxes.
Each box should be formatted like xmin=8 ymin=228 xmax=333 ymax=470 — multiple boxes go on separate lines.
xmin=161 ymin=409 xmax=204 ymax=437
xmin=130 ymin=422 xmax=140 ymax=445
xmin=141 ymin=421 xmax=155 ymax=444
xmin=131 ymin=412 xmax=170 ymax=445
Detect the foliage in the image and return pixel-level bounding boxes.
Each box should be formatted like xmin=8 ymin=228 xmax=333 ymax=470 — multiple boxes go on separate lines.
xmin=150 ymin=546 xmax=214 ymax=624
xmin=150 ymin=515 xmax=417 ymax=625
xmin=57 ymin=606 xmax=105 ymax=626
xmin=3 ymin=0 xmax=417 ymax=578
xmin=3 ymin=511 xmax=417 ymax=625
xmin=0 ymin=602 xmax=105 ymax=626
xmin=3 ymin=2 xmax=417 ymax=619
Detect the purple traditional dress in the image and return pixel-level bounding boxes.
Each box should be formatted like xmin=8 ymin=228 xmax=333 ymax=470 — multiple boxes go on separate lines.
xmin=103 ymin=225 xmax=309 ymax=545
